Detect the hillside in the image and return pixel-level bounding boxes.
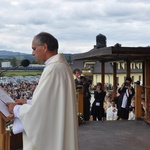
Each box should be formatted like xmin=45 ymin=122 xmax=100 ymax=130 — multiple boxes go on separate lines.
xmin=0 ymin=50 xmax=73 ymax=61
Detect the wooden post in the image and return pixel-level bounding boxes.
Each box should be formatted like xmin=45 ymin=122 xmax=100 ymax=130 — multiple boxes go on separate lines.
xmin=142 ymin=62 xmax=145 ymax=86
xmin=113 ymin=62 xmax=117 ymax=98
xmin=0 ymin=113 xmax=13 ymax=150
xmin=126 ymin=60 xmax=130 ymax=77
xmin=144 ymin=60 xmax=150 ymax=124
xmin=135 ymin=85 xmax=142 ymax=120
xmin=77 ymin=87 xmax=84 ymax=115
xmin=101 ymin=62 xmax=105 ymax=90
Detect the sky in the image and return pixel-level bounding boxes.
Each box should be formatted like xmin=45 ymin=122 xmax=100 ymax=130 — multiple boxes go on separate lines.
xmin=0 ymin=0 xmax=150 ymax=54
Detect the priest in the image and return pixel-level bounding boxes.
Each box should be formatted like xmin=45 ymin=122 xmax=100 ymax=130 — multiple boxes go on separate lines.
xmin=7 ymin=32 xmax=79 ymax=150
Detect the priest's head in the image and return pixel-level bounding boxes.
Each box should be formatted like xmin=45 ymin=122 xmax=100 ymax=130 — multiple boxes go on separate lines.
xmin=32 ymin=32 xmax=59 ymax=63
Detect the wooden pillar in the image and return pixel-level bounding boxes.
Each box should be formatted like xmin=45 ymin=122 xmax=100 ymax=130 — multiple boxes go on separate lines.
xmin=126 ymin=60 xmax=130 ymax=77
xmin=135 ymin=85 xmax=142 ymax=120
xmin=113 ymin=62 xmax=117 ymax=98
xmin=77 ymin=87 xmax=84 ymax=115
xmin=142 ymin=62 xmax=145 ymax=86
xmin=101 ymin=62 xmax=105 ymax=90
xmin=144 ymin=60 xmax=150 ymax=124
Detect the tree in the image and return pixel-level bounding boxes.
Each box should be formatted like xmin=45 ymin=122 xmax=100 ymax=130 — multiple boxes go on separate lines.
xmin=65 ymin=54 xmax=72 ymax=66
xmin=11 ymin=57 xmax=17 ymax=67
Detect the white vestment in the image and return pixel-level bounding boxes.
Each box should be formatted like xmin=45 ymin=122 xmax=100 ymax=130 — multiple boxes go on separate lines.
xmin=106 ymin=106 xmax=118 ymax=120
xmin=14 ymin=54 xmax=79 ymax=150
xmin=128 ymin=111 xmax=135 ymax=120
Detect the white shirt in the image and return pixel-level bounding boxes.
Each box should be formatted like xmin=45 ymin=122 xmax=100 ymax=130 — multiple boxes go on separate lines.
xmin=121 ymin=89 xmax=129 ymax=108
xmin=13 ymin=100 xmax=32 ymax=134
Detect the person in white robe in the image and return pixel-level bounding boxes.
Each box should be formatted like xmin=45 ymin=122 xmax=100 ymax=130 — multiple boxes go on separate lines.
xmin=128 ymin=107 xmax=135 ymax=120
xmin=7 ymin=32 xmax=79 ymax=150
xmin=106 ymin=100 xmax=118 ymax=120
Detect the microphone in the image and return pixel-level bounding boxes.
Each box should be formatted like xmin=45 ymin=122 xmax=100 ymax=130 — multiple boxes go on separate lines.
xmin=20 ymin=59 xmax=30 ymax=67
xmin=0 ymin=59 xmax=30 ymax=76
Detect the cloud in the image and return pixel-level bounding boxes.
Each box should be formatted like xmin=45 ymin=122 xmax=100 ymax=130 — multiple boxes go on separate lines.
xmin=0 ymin=0 xmax=150 ymax=54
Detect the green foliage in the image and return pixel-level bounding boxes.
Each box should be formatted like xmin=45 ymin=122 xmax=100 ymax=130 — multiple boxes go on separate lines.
xmin=65 ymin=54 xmax=72 ymax=65
xmin=10 ymin=57 xmax=17 ymax=67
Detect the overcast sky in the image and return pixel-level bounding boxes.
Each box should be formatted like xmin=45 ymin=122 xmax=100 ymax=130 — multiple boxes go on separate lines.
xmin=0 ymin=0 xmax=150 ymax=54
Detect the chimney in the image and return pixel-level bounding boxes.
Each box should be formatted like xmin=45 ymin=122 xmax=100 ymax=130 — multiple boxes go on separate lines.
xmin=96 ymin=34 xmax=107 ymax=48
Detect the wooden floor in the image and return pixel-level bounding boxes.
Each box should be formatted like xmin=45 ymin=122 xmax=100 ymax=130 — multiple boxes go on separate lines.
xmin=79 ymin=120 xmax=150 ymax=150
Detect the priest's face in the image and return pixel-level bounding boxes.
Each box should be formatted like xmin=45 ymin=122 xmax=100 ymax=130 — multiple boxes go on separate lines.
xmin=32 ymin=39 xmax=46 ymax=63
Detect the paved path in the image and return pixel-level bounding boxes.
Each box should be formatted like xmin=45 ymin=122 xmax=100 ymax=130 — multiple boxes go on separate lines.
xmin=79 ymin=120 xmax=150 ymax=150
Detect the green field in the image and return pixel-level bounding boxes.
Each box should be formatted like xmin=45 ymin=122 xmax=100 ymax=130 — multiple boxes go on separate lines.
xmin=1 ymin=70 xmax=42 ymax=77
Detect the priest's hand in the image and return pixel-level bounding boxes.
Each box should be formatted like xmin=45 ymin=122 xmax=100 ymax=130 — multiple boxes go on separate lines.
xmin=15 ymin=99 xmax=27 ymax=105
xmin=6 ymin=102 xmax=18 ymax=114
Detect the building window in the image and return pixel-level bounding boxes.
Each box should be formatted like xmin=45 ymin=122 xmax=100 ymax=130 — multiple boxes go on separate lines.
xmin=135 ymin=63 xmax=138 ymax=69
xmin=120 ymin=62 xmax=123 ymax=69
xmin=83 ymin=62 xmax=95 ymax=70
xmin=131 ymin=63 xmax=134 ymax=69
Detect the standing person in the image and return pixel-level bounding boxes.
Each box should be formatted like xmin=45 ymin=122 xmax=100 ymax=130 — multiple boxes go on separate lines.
xmin=117 ymin=77 xmax=135 ymax=120
xmin=7 ymin=32 xmax=79 ymax=150
xmin=73 ymin=69 xmax=91 ymax=121
xmin=80 ymin=76 xmax=91 ymax=121
xmin=91 ymin=83 xmax=106 ymax=121
xmin=103 ymin=93 xmax=113 ymax=119
xmin=73 ymin=68 xmax=83 ymax=88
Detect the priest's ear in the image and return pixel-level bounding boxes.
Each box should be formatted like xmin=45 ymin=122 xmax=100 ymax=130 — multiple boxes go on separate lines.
xmin=42 ymin=43 xmax=49 ymax=53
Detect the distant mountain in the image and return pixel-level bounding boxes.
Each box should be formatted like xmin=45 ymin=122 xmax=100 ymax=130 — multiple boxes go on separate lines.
xmin=0 ymin=50 xmax=34 ymax=60
xmin=0 ymin=50 xmax=27 ymax=56
xmin=0 ymin=50 xmax=73 ymax=61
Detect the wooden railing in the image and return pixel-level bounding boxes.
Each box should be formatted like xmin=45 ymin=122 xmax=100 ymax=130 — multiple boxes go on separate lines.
xmin=0 ymin=113 xmax=13 ymax=150
xmin=135 ymin=85 xmax=150 ymax=124
xmin=135 ymin=85 xmax=142 ymax=120
xmin=143 ymin=86 xmax=150 ymax=124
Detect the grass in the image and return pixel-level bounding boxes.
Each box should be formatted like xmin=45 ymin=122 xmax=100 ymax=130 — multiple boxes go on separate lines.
xmin=1 ymin=70 xmax=42 ymax=77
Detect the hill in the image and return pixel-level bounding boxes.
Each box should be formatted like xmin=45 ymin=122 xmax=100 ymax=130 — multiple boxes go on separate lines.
xmin=0 ymin=50 xmax=27 ymax=56
xmin=0 ymin=50 xmax=73 ymax=61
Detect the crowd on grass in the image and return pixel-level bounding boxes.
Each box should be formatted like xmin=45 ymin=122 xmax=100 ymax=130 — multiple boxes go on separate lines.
xmin=0 ymin=76 xmax=39 ymax=100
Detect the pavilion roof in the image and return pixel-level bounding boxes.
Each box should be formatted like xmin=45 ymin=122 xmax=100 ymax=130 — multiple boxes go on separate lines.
xmin=73 ymin=46 xmax=150 ymax=62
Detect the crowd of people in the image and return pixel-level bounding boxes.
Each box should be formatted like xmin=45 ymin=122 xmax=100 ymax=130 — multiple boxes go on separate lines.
xmin=0 ymin=80 xmax=38 ymax=100
xmin=73 ymin=68 xmax=145 ymax=121
xmin=0 ymin=67 xmax=145 ymax=123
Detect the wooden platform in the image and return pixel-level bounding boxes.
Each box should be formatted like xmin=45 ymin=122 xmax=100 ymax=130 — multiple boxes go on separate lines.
xmin=79 ymin=120 xmax=150 ymax=150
